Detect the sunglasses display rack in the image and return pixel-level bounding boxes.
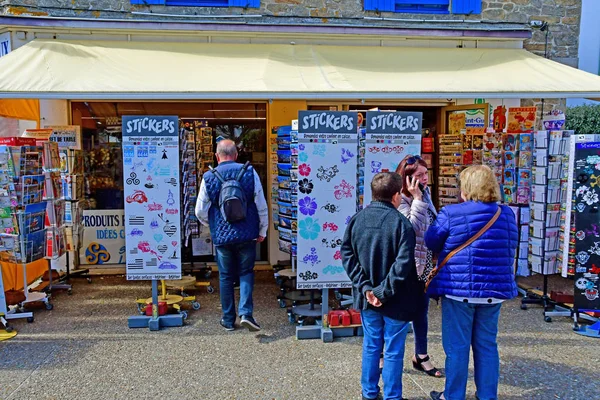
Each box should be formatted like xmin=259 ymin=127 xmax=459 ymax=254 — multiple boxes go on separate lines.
xmin=0 ymin=144 xmax=53 ymax=331
xmin=521 ymin=131 xmax=571 ymax=322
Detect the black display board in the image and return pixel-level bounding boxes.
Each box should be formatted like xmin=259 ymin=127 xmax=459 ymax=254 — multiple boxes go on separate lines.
xmin=573 ymin=142 xmax=600 ymax=312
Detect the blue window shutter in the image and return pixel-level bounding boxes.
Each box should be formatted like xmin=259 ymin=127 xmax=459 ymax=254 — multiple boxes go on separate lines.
xmin=364 ymin=0 xmax=395 ymax=12
xmin=131 ymin=0 xmax=165 ymax=4
xmin=229 ymin=0 xmax=260 ymax=7
xmin=452 ymin=0 xmax=481 ymax=14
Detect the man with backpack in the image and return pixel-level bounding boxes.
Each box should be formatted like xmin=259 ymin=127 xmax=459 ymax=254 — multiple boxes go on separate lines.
xmin=195 ymin=139 xmax=269 ymax=332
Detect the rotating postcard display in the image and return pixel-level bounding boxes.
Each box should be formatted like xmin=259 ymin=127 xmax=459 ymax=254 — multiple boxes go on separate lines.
xmin=363 ymin=111 xmax=423 ymax=205
xmin=296 ymin=111 xmax=357 ymax=289
xmin=122 ymin=116 xmax=182 ymax=280
xmin=573 ymin=141 xmax=600 ymax=314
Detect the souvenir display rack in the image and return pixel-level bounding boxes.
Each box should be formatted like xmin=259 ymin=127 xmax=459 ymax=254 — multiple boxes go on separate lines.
xmin=43 ymin=142 xmax=71 ymax=294
xmin=437 ymin=134 xmax=462 ymax=209
xmin=0 ymin=144 xmax=52 ymax=330
xmin=273 ymin=124 xmax=323 ymax=320
xmin=521 ymin=131 xmax=569 ymax=321
xmin=180 ymin=120 xmax=213 ymax=280
xmin=59 ymin=148 xmax=90 ymax=282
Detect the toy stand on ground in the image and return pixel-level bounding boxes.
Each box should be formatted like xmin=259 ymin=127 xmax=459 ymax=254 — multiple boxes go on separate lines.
xmin=129 ymin=280 xmax=185 ymax=330
xmin=164 ymin=275 xmax=202 ymax=310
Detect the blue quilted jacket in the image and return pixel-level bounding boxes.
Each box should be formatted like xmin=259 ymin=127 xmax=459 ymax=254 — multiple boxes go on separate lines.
xmin=424 ymin=201 xmax=518 ymax=299
xmin=204 ymin=161 xmax=259 ymax=246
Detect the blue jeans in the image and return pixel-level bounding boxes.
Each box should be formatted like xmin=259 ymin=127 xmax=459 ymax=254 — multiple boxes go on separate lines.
xmin=215 ymin=241 xmax=256 ymax=325
xmin=441 ymin=297 xmax=502 ymax=400
xmin=361 ymin=309 xmax=411 ymax=400
xmin=413 ymin=290 xmax=430 ymax=355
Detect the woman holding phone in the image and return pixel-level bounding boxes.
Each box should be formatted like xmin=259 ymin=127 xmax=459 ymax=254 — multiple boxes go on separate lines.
xmin=395 ymin=154 xmax=442 ymax=378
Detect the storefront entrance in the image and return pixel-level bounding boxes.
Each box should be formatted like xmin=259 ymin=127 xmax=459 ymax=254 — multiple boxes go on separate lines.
xmin=71 ymin=101 xmax=269 ymax=266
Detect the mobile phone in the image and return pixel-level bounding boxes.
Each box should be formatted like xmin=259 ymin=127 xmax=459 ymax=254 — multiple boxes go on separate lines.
xmin=418 ymin=182 xmax=425 ymax=192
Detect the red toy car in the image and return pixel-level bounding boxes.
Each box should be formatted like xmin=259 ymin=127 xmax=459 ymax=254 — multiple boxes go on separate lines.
xmin=126 ymin=190 xmax=148 ymax=204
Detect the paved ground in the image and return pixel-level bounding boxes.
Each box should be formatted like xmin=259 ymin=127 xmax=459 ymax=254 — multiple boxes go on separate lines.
xmin=1 ymin=272 xmax=598 ymax=400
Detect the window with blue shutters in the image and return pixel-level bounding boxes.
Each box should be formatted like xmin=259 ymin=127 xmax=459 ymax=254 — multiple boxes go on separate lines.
xmin=364 ymin=0 xmax=481 ymax=15
xmin=130 ymin=0 xmax=260 ymax=7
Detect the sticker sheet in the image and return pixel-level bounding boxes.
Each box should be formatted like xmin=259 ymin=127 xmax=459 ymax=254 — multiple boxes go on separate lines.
xmin=364 ymin=111 xmax=423 ymax=205
xmin=296 ymin=111 xmax=357 ymax=289
xmin=122 ymin=116 xmax=182 ymax=281
xmin=573 ymin=141 xmax=600 ymax=312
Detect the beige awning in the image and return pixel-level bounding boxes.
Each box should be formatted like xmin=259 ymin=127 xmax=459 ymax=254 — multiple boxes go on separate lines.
xmin=1 ymin=39 xmax=600 ymax=100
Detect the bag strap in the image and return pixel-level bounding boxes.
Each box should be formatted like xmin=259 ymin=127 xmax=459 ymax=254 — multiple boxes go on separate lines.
xmin=236 ymin=161 xmax=250 ymax=181
xmin=208 ymin=165 xmax=226 ymax=184
xmin=424 ymin=206 xmax=502 ymax=293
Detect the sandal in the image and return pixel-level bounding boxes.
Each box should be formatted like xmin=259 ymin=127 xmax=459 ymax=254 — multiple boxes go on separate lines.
xmin=412 ymin=355 xmax=443 ymax=378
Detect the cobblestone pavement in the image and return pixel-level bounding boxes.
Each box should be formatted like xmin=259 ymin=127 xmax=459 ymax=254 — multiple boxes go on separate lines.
xmin=1 ymin=272 xmax=598 ymax=400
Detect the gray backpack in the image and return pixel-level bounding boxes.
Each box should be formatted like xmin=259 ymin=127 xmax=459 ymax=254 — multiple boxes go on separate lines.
xmin=209 ymin=162 xmax=250 ymax=223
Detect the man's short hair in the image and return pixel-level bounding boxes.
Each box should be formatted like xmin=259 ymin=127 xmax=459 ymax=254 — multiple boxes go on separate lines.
xmin=371 ymin=172 xmax=402 ymax=202
xmin=216 ymin=139 xmax=238 ymax=157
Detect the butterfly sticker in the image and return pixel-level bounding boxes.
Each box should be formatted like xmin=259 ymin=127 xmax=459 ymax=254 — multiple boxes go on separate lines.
xmin=341 ymin=148 xmax=355 ymax=164
xmin=316 ymin=165 xmax=339 ymax=182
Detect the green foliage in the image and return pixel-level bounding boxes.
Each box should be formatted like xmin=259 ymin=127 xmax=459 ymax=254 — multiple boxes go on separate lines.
xmin=566 ymin=104 xmax=600 ymax=134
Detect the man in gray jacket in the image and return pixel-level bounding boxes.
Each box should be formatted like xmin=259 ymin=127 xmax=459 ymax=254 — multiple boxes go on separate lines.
xmin=341 ymin=172 xmax=422 ymax=400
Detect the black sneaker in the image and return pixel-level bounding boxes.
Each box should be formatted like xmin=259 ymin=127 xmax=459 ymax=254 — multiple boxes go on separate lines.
xmin=240 ymin=315 xmax=261 ymax=331
xmin=220 ymin=319 xmax=235 ymax=331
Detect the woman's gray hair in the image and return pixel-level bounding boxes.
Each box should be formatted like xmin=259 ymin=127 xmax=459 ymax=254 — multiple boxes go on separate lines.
xmin=216 ymin=139 xmax=238 ymax=157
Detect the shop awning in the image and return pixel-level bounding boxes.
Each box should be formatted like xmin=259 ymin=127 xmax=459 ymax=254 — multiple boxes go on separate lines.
xmin=2 ymin=39 xmax=600 ymax=100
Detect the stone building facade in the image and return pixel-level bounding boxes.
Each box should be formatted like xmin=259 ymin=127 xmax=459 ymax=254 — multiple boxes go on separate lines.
xmin=1 ymin=0 xmax=582 ymax=68
xmin=1 ymin=0 xmax=583 ymax=115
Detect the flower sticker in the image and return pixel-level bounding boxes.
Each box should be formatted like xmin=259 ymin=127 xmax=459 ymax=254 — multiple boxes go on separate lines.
xmin=333 ymin=250 xmax=342 ymax=260
xmin=299 ymin=178 xmax=313 ymax=195
xmin=299 ymin=196 xmax=318 ymax=216
xmin=301 ymin=247 xmax=321 ymax=267
xmin=583 ymin=190 xmax=599 ymax=205
xmin=299 ymin=217 xmax=321 ymax=240
xmin=313 ymin=144 xmax=326 ymax=157
xmin=299 ymin=152 xmax=308 ymax=163
xmin=299 ymin=144 xmax=305 ymax=151
xmin=323 ymin=265 xmax=345 ymax=275
xmin=299 ymin=163 xmax=312 ymax=177
xmin=345 ymin=215 xmax=352 ymax=225
xmin=322 ymin=222 xmax=338 ymax=232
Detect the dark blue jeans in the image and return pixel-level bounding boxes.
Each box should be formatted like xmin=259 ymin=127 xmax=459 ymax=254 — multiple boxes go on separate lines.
xmin=413 ymin=290 xmax=430 ymax=355
xmin=215 ymin=241 xmax=256 ymax=325
xmin=361 ymin=309 xmax=411 ymax=400
xmin=441 ymin=297 xmax=502 ymax=400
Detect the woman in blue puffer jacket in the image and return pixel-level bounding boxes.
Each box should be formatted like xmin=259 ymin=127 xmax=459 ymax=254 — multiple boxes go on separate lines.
xmin=425 ymin=165 xmax=518 ymax=400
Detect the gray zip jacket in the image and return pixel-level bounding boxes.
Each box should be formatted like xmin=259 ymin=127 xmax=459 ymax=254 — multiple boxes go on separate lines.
xmin=398 ymin=189 xmax=437 ymax=277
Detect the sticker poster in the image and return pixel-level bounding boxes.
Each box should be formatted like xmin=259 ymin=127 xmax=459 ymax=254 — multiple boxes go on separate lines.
xmin=122 ymin=116 xmax=182 ymax=281
xmin=573 ymin=142 xmax=600 ymax=312
xmin=296 ymin=111 xmax=357 ymax=289
xmin=507 ymin=107 xmax=537 ymax=133
xmin=364 ymin=111 xmax=423 ymax=205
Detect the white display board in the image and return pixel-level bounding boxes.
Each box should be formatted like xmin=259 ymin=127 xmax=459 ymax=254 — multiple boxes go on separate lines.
xmin=364 ymin=111 xmax=423 ymax=205
xmin=122 ymin=116 xmax=182 ymax=280
xmin=296 ymin=111 xmax=357 ymax=289
xmin=79 ymin=210 xmax=125 ymax=265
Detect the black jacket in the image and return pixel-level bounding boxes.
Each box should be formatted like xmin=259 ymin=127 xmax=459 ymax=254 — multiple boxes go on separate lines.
xmin=341 ymin=201 xmax=422 ymax=321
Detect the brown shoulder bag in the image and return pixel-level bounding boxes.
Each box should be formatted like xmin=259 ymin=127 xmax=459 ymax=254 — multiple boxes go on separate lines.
xmin=424 ymin=207 xmax=502 ymax=293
